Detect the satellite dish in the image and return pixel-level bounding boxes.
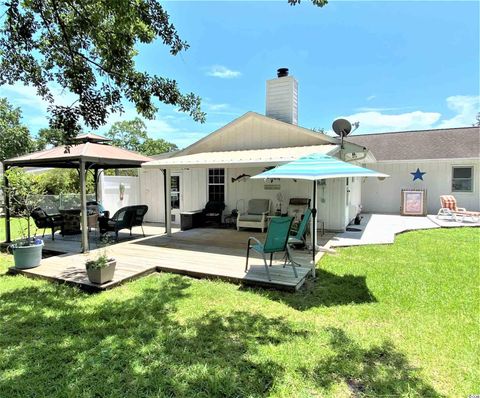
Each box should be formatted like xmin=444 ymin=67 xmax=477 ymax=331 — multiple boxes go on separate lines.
xmin=332 ymin=119 xmax=352 ymax=136
xmin=332 ymin=119 xmax=352 ymax=137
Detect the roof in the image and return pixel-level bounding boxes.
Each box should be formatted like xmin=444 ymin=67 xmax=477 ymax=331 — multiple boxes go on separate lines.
xmin=143 ymin=144 xmax=340 ymax=169
xmin=179 ymin=112 xmax=341 ymax=155
xmin=345 ymin=126 xmax=480 ymax=161
xmin=252 ymin=153 xmax=389 ymax=181
xmin=4 ymin=142 xmax=152 ymax=169
xmin=74 ymin=133 xmax=111 ymax=143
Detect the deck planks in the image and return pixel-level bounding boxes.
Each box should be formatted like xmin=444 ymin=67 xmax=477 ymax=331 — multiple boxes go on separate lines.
xmin=9 ymin=227 xmax=313 ymax=292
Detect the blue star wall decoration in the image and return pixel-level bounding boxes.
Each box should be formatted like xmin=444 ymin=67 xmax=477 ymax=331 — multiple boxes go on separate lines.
xmin=411 ymin=168 xmax=426 ymax=181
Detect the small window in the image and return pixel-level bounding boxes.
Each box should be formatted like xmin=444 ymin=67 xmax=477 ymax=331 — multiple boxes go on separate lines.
xmin=208 ymin=168 xmax=225 ymax=202
xmin=452 ymin=167 xmax=473 ymax=192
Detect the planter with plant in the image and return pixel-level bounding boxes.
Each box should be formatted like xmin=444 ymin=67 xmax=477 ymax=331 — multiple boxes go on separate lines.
xmin=85 ymin=236 xmax=116 ymax=284
xmin=4 ymin=168 xmax=45 ymax=269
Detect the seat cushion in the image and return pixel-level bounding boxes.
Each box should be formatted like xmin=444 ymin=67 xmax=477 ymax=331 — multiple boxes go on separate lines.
xmin=238 ymin=214 xmax=263 ymax=222
xmin=248 ymin=199 xmax=269 ymax=215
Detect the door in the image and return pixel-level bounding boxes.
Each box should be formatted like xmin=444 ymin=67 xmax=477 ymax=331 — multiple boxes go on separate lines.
xmin=170 ymin=173 xmax=182 ymax=224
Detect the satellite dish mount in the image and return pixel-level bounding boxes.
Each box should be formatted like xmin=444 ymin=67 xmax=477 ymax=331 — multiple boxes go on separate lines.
xmin=332 ymin=118 xmax=353 ymax=149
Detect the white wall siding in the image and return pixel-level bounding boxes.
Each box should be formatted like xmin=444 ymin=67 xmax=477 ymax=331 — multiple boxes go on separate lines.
xmin=139 ymin=169 xmax=165 ymax=222
xmin=360 ymin=159 xmax=480 ymax=213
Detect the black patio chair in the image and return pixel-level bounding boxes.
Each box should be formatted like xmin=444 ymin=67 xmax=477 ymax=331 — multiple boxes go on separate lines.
xmin=99 ymin=205 xmax=148 ymax=241
xmin=202 ymin=201 xmax=225 ymax=226
xmin=31 ymin=207 xmax=64 ymax=240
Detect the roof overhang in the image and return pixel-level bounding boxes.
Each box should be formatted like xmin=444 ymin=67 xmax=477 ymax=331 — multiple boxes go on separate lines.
xmin=142 ymin=145 xmax=341 ymax=169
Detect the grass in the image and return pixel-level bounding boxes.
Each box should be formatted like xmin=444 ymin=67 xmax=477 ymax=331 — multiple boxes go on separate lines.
xmin=0 ymin=228 xmax=478 ymax=397
xmin=0 ymin=217 xmax=34 ymax=242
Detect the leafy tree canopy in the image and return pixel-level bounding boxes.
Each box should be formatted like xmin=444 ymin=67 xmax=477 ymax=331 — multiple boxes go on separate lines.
xmin=0 ymin=97 xmax=35 ymax=161
xmin=106 ymin=117 xmax=177 ymax=155
xmin=0 ymin=0 xmax=326 ymax=143
xmin=0 ymin=0 xmax=206 ymax=142
xmin=35 ymin=127 xmax=70 ymax=150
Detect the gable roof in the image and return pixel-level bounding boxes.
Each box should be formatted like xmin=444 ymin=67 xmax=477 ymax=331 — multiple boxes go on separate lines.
xmin=180 ymin=111 xmax=339 ymax=155
xmin=345 ymin=126 xmax=480 ymax=161
xmin=143 ymin=144 xmax=339 ymax=169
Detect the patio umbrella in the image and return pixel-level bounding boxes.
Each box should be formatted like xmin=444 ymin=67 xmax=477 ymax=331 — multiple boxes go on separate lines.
xmin=251 ymin=153 xmax=389 ymax=275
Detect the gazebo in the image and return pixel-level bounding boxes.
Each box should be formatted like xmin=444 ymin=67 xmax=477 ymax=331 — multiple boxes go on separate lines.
xmin=2 ymin=134 xmax=151 ymax=252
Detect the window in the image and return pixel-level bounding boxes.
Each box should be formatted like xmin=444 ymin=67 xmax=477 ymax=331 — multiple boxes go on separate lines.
xmin=208 ymin=168 xmax=225 ymax=202
xmin=452 ymin=166 xmax=473 ymax=192
xmin=171 ymin=175 xmax=180 ymax=209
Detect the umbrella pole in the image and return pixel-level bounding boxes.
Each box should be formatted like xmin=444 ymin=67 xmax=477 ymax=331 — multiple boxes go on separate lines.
xmin=311 ymin=180 xmax=317 ymax=278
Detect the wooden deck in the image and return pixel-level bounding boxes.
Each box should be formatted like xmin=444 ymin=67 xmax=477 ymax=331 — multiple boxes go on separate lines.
xmin=9 ymin=227 xmax=315 ymax=292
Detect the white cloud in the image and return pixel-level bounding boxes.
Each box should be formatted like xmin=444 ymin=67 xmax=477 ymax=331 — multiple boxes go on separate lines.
xmin=366 ymin=95 xmax=376 ymax=101
xmin=341 ymin=110 xmax=442 ymax=134
xmin=344 ymin=95 xmax=479 ymax=134
xmin=436 ymin=95 xmax=479 ymax=128
xmin=206 ymin=65 xmax=242 ymax=79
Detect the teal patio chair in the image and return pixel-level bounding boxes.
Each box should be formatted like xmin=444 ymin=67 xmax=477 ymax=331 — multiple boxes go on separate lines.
xmin=288 ymin=208 xmax=312 ymax=246
xmin=245 ymin=216 xmax=295 ymax=281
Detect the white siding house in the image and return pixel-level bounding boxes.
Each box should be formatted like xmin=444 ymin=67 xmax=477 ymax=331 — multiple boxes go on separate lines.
xmin=347 ymin=127 xmax=480 ymax=213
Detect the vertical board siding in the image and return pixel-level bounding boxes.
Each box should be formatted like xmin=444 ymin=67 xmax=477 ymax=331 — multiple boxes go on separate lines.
xmin=361 ymin=159 xmax=480 ymax=213
xmin=100 ymin=175 xmax=140 ymax=215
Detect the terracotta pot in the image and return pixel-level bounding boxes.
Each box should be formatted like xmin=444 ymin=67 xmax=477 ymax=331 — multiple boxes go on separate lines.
xmin=86 ymin=260 xmax=116 ymax=284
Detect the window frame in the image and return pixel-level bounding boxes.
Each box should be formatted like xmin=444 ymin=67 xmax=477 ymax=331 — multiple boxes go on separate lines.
xmin=451 ymin=165 xmax=474 ymax=193
xmin=207 ymin=168 xmax=226 ymax=202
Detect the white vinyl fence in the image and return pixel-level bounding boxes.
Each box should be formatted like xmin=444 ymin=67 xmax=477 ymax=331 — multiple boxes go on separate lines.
xmin=36 ymin=194 xmax=96 ymax=214
xmin=99 ymin=175 xmax=141 ymax=215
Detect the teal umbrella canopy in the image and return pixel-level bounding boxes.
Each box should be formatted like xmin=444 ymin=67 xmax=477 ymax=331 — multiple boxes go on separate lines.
xmin=251 ymin=153 xmax=389 ymax=181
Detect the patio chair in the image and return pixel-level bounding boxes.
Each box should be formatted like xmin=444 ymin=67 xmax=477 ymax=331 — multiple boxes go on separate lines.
xmin=202 ymin=201 xmax=225 ymax=226
xmin=437 ymin=195 xmax=480 ymax=222
xmin=288 ymin=208 xmax=312 ymax=247
xmin=237 ymin=199 xmax=271 ymax=232
xmin=245 ymin=216 xmax=295 ymax=281
xmin=31 ymin=207 xmax=64 ymax=240
xmin=99 ymin=205 xmax=148 ymax=241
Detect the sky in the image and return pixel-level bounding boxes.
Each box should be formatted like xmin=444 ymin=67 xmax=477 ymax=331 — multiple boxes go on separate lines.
xmin=1 ymin=1 xmax=479 ymax=148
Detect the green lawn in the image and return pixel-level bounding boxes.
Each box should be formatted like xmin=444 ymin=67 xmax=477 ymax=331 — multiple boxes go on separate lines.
xmin=0 ymin=228 xmax=478 ymax=397
xmin=0 ymin=217 xmax=34 ymax=242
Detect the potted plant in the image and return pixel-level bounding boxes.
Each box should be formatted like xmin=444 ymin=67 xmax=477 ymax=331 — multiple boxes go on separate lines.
xmin=85 ymin=254 xmax=116 ymax=284
xmin=85 ymin=235 xmax=116 ymax=284
xmin=4 ymin=168 xmax=45 ymax=269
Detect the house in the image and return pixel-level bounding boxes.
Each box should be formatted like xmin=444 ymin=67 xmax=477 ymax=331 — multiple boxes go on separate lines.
xmin=140 ymin=69 xmax=375 ymax=232
xmin=346 ymin=127 xmax=480 ymax=213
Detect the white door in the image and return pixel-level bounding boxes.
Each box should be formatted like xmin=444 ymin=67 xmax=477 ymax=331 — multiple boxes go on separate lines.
xmin=170 ymin=173 xmax=182 ymax=224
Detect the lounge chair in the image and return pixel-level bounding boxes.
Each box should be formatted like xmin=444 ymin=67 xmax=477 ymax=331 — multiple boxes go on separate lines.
xmin=237 ymin=199 xmax=270 ymax=232
xmin=437 ymin=195 xmax=480 ymax=222
xmin=31 ymin=207 xmax=64 ymax=240
xmin=245 ymin=216 xmax=295 ymax=281
xmin=99 ymin=205 xmax=148 ymax=240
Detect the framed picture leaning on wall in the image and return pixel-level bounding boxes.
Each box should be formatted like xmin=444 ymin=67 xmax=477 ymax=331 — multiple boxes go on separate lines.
xmin=401 ymin=189 xmax=427 ymax=216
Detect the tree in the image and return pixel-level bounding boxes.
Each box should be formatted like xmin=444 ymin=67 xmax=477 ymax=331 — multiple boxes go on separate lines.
xmin=0 ymin=97 xmax=35 ymax=161
xmin=141 ymin=138 xmax=178 ymax=156
xmin=35 ymin=127 xmax=69 ymax=150
xmin=0 ymin=1 xmax=326 ymax=143
xmin=106 ymin=117 xmax=177 ymax=155
xmin=0 ymin=0 xmax=206 ymax=142
xmin=474 ymin=112 xmax=480 ymax=127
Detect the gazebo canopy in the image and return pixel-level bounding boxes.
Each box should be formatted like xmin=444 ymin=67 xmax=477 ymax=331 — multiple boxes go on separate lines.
xmin=3 ymin=141 xmax=151 ymax=169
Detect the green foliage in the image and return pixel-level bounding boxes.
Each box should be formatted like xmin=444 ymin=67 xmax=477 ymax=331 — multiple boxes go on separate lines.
xmin=107 ymin=117 xmax=178 ymax=155
xmin=0 ymin=0 xmax=206 ymax=141
xmin=141 ymin=137 xmax=178 ymax=156
xmin=0 ymin=97 xmax=35 ymax=161
xmin=2 ymin=168 xmax=45 ymax=242
xmin=0 ymin=228 xmax=478 ymax=397
xmin=35 ymin=127 xmax=69 ymax=150
xmin=85 ymin=254 xmax=109 ymax=270
xmin=32 ymin=169 xmax=95 ymax=195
